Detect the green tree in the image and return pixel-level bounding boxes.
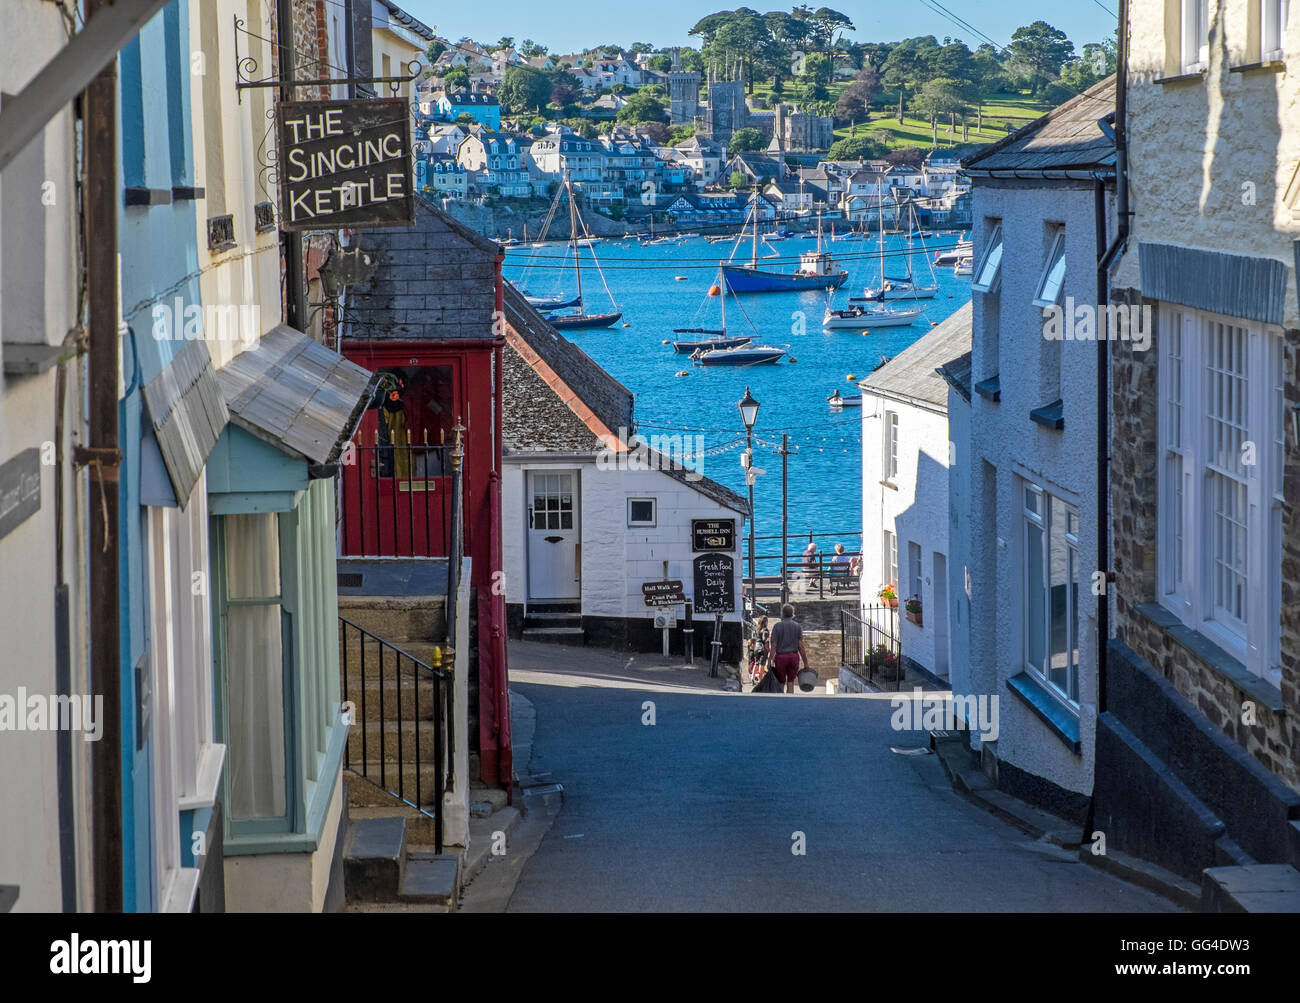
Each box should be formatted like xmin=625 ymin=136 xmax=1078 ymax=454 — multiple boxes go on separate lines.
xmin=519 ymin=39 xmax=549 ymax=59
xmin=425 ymin=39 xmax=447 ymax=68
xmin=882 ymin=36 xmax=939 ymax=124
xmin=648 ymin=54 xmax=672 ymax=72
xmin=492 ymin=36 xmax=516 ymax=53
xmin=827 ymin=134 xmax=887 ymax=161
xmin=806 ymin=7 xmax=855 ymax=56
xmin=549 ymin=69 xmax=581 ymax=108
xmin=728 ymin=127 xmax=765 ymax=153
xmin=1007 ymin=21 xmax=1074 ymax=94
xmin=669 ymin=124 xmax=696 ymax=145
xmin=970 ymin=43 xmax=1004 ymax=132
xmin=910 ymin=77 xmax=967 ymax=146
xmin=499 ymin=66 xmax=552 ymax=113
xmin=443 ymin=66 xmax=470 ymax=91
xmin=728 ymin=170 xmax=751 ymax=190
xmin=616 ymin=90 xmax=668 ymax=125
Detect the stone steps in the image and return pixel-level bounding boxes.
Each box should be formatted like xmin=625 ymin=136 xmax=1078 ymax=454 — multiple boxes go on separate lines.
xmin=342 ymin=815 xmax=459 ymax=910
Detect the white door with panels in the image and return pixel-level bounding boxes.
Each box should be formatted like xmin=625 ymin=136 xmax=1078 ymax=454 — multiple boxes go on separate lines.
xmin=527 ymin=470 xmax=580 ymax=600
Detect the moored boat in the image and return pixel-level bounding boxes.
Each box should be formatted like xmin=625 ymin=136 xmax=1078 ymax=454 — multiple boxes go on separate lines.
xmin=721 ymin=197 xmax=848 ymax=293
xmin=827 ymin=389 xmax=862 ymax=407
xmin=691 ymin=343 xmax=786 ymax=366
xmin=822 ymin=303 xmax=922 ymax=329
xmin=671 ymin=332 xmax=753 ymax=353
xmin=547 ymin=311 xmax=623 ymax=330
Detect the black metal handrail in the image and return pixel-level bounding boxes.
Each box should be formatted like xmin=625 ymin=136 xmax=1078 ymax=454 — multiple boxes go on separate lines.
xmin=841 ymin=605 xmax=903 ymax=691
xmin=340 ymin=617 xmax=455 ymax=853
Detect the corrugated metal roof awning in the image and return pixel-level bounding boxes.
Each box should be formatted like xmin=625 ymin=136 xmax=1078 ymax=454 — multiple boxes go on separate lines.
xmin=215 ymin=325 xmax=376 ymax=467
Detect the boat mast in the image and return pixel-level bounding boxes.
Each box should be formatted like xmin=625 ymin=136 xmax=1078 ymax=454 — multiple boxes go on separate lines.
xmin=566 ymin=171 xmax=584 ymax=310
xmin=750 ymin=191 xmax=758 ymax=268
xmin=719 ymin=264 xmax=727 ymax=333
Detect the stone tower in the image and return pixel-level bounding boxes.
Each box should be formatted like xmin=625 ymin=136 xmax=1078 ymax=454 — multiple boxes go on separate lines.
xmin=667 ymin=48 xmax=700 ymax=127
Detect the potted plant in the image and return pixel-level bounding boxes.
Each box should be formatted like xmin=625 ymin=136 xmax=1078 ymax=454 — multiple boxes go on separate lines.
xmin=877 ymin=583 xmax=898 ymax=609
xmin=868 ymin=644 xmax=901 ymax=681
xmin=905 ymin=596 xmax=923 ymax=626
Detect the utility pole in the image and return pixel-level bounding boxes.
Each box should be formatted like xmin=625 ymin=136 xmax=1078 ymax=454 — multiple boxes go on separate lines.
xmin=780 ymin=433 xmax=789 ymax=607
xmin=276 ymin=0 xmax=307 ymax=329
xmin=84 ymin=0 xmax=123 ymax=913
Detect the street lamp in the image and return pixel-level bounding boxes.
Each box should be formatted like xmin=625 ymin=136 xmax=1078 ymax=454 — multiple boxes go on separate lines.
xmin=737 ymin=386 xmax=760 ymax=623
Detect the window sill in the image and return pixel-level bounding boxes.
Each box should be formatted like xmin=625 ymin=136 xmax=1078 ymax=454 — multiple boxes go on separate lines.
xmin=1154 ymin=70 xmax=1207 ymax=85
xmin=1030 ymin=399 xmax=1064 ymax=430
xmin=178 ymin=742 xmax=226 ymax=811
xmin=879 ymin=479 xmax=899 ymax=491
xmin=1006 ymin=672 xmax=1081 ymax=755
xmin=1230 ymin=60 xmax=1285 ymax=74
xmin=1134 ymin=602 xmax=1283 ymax=712
xmin=973 ymin=375 xmax=1001 ymax=402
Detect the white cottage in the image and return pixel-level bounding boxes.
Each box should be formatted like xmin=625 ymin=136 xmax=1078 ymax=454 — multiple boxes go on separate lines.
xmin=500 ymin=286 xmax=749 ymax=661
xmin=858 ymin=304 xmax=972 ymax=682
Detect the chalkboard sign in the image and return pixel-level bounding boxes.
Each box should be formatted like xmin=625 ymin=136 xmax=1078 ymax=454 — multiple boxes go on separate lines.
xmin=693 ymin=553 xmax=735 ymax=614
xmin=692 ymin=518 xmax=735 ymax=552
xmin=641 ymin=579 xmax=685 ymax=606
xmin=276 ymin=98 xmax=414 ymax=231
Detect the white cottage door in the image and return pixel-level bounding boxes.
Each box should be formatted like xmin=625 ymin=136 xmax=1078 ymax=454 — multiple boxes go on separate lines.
xmin=526 ymin=470 xmax=580 ymax=600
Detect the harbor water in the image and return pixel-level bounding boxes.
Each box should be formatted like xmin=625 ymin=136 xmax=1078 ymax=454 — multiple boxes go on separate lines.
xmin=503 ymin=231 xmax=972 ymax=550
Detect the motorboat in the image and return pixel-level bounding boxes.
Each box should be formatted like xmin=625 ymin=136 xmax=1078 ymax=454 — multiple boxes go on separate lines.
xmin=954 ymin=257 xmax=974 ymax=277
xmin=691 ymin=343 xmax=786 ymax=366
xmin=827 ymin=389 xmax=862 ymax=407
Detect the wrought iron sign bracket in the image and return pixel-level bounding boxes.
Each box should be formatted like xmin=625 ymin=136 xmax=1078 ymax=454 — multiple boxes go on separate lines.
xmin=233 ymin=16 xmax=421 ymax=101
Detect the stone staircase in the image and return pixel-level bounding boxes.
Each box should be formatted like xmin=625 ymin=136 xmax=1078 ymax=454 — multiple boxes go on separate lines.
xmin=522 ymin=601 xmax=584 ymax=645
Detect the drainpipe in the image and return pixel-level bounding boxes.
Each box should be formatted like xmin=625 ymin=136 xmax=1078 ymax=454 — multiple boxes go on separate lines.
xmin=1084 ymin=3 xmax=1131 ymax=844
xmin=83 ymin=0 xmax=123 ymax=913
xmin=491 ymin=252 xmax=511 ymax=797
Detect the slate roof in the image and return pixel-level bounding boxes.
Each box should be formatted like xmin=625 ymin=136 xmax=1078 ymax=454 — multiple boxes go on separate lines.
xmin=215 ymin=325 xmax=374 ymax=465
xmin=344 ymin=195 xmax=500 ymax=343
xmin=962 ymin=75 xmax=1116 ymax=175
xmin=141 ymin=338 xmax=228 ymax=508
xmin=500 ymin=284 xmax=748 ymax=515
xmin=859 ymin=302 xmax=972 ymax=412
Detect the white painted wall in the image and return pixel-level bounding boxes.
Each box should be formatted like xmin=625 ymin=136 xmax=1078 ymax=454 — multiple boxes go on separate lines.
xmin=859 ymin=392 xmax=951 ymax=676
xmin=503 ymin=457 xmax=746 ymax=625
xmin=1116 ymin=0 xmax=1300 ymax=323
xmin=0 ymin=1 xmax=90 ymax=912
xmin=946 ymin=391 xmax=973 ymax=699
xmin=967 ymin=181 xmax=1107 ymax=794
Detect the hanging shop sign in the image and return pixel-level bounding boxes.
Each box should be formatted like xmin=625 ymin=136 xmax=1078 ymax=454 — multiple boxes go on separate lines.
xmin=275 ymin=98 xmax=413 ymax=230
xmin=0 ymin=448 xmax=40 ymax=544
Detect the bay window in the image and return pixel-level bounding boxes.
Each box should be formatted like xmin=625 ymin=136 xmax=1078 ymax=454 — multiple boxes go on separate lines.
xmin=1022 ymin=483 xmax=1080 ymax=705
xmin=1157 ymin=305 xmax=1284 ymax=687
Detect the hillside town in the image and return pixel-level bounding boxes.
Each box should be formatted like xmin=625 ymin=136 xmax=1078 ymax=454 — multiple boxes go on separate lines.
xmin=0 ymin=0 xmax=1298 ymax=971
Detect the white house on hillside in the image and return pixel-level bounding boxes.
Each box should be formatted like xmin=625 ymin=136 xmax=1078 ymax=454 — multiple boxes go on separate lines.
xmin=859 ymin=303 xmax=971 ymax=682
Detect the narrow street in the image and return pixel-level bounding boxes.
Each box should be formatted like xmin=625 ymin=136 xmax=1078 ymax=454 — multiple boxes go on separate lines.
xmin=496 ymin=642 xmax=1179 ymax=912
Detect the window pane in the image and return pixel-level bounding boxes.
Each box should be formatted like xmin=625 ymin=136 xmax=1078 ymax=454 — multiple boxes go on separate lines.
xmin=226 ymin=604 xmax=285 ymax=819
xmin=1037 ymin=235 xmax=1066 ymax=305
xmin=1048 ymin=501 xmax=1071 ymax=697
xmin=225 ymin=513 xmax=280 ymax=601
xmin=1026 ymin=521 xmax=1045 ymax=673
xmin=976 ymin=237 xmax=1002 ymax=289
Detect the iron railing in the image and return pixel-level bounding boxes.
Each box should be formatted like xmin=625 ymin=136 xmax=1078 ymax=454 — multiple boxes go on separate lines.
xmin=338 ymin=434 xmax=454 ymax=558
xmin=742 ymin=530 xmax=865 ymax=601
xmin=841 ymin=605 xmax=903 ymax=691
xmin=340 ymin=617 xmax=455 ymax=853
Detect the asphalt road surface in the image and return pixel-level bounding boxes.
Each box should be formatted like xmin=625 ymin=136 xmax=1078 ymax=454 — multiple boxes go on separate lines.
xmin=501 ymin=642 xmax=1179 ymax=913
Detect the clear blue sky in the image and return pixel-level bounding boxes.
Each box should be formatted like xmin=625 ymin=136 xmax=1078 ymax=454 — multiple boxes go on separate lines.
xmin=398 ymin=1 xmax=1117 ymax=56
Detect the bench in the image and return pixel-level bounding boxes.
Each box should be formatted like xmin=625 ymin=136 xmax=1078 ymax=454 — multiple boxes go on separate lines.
xmin=826 ymin=560 xmax=859 ymax=595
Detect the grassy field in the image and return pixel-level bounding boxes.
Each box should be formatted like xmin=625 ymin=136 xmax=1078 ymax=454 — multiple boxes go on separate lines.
xmin=836 ymin=91 xmax=1049 ymax=150
xmin=744 ymin=80 xmax=1050 ymax=150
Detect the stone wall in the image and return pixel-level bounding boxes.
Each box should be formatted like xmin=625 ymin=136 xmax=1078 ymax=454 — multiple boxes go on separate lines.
xmin=1110 ymin=285 xmax=1300 ymax=793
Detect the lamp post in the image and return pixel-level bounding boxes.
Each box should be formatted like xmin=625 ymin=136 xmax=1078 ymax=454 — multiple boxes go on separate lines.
xmin=737 ymin=386 xmax=760 ymax=621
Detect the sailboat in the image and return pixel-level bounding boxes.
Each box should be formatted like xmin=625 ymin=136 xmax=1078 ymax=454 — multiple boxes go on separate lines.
xmin=822 ymin=302 xmax=922 ymax=329
xmin=858 ymin=185 xmax=939 ymax=302
xmin=720 ymin=195 xmax=848 ymax=294
xmin=681 ymin=265 xmax=785 ymax=363
xmin=542 ymin=172 xmax=622 ymax=330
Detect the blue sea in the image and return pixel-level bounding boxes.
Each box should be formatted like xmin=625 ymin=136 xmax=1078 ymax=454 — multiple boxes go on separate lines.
xmin=503 ymin=232 xmax=971 ymax=554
